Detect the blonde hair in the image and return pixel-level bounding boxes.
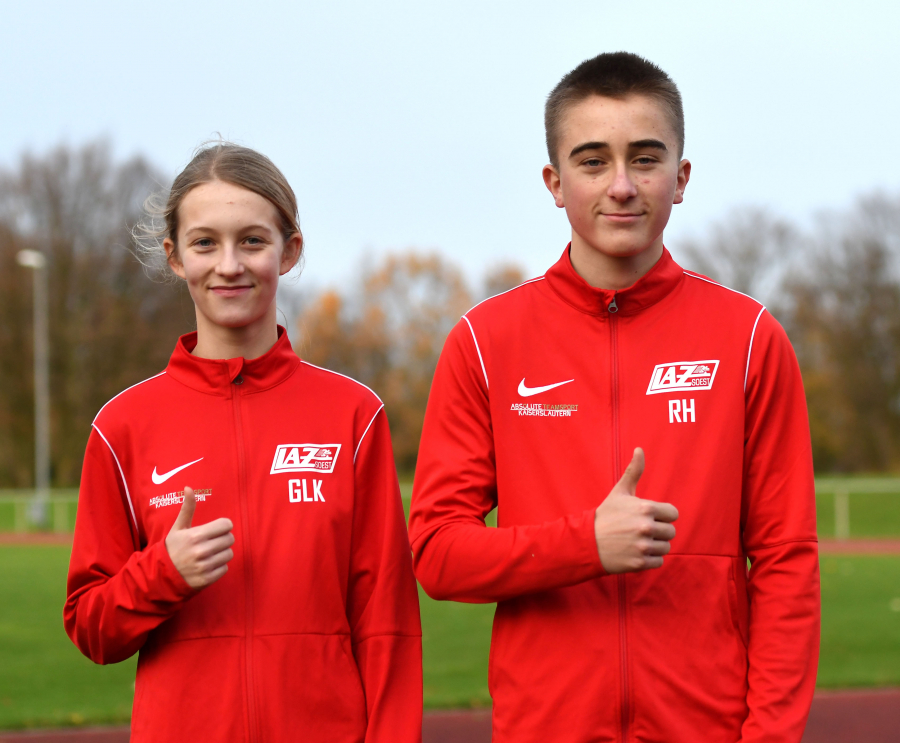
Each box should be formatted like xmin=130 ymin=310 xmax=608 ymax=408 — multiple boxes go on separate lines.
xmin=134 ymin=141 xmax=302 ymax=279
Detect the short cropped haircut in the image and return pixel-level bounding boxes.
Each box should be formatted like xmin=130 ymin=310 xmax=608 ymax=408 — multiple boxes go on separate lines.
xmin=545 ymin=52 xmax=684 ymax=168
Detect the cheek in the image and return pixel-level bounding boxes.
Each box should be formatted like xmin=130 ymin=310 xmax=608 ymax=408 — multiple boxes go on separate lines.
xmin=563 ymin=179 xmax=600 ymax=213
xmin=178 ymin=254 xmax=207 ymax=284
xmin=251 ymin=253 xmax=284 ymax=286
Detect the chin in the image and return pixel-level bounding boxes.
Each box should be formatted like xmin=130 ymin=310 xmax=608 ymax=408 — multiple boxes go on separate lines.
xmin=202 ymin=309 xmax=267 ymax=330
xmin=590 ymin=238 xmax=654 ymax=258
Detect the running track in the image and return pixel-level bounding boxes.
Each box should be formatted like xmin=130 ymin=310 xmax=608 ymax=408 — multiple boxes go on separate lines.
xmin=1 ymin=691 xmax=899 ymax=743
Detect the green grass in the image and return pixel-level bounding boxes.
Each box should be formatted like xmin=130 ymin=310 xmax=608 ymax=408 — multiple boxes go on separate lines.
xmin=1 ymin=491 xmax=899 ymax=729
xmin=421 ymin=589 xmax=494 ymax=708
xmin=817 ymin=555 xmax=900 ymax=687
xmin=0 ymin=546 xmax=136 ymax=729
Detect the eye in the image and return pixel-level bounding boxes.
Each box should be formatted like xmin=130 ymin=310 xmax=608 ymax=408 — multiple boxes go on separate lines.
xmin=634 ymin=156 xmax=657 ymax=166
xmin=244 ymin=236 xmax=266 ymax=247
xmin=583 ymin=157 xmax=604 ymax=168
xmin=193 ymin=238 xmax=215 ymax=249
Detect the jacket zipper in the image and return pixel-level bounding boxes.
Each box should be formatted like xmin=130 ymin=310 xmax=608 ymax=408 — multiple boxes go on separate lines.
xmin=232 ymin=374 xmax=260 ymax=742
xmin=608 ymin=295 xmax=630 ymax=743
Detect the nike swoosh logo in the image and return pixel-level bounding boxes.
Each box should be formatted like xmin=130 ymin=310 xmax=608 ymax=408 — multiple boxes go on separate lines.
xmin=517 ymin=378 xmax=574 ymax=397
xmin=152 ymin=457 xmax=204 ymax=485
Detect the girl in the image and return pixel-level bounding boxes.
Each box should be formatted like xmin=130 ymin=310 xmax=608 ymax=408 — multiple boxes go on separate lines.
xmin=64 ymin=143 xmax=422 ymax=742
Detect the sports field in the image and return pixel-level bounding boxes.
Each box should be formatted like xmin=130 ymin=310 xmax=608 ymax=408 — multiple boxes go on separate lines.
xmin=0 ymin=483 xmax=898 ymax=729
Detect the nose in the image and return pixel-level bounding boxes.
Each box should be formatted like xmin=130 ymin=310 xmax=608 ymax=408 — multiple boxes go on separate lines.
xmin=607 ymin=164 xmax=638 ymax=202
xmin=215 ymin=244 xmax=244 ymax=277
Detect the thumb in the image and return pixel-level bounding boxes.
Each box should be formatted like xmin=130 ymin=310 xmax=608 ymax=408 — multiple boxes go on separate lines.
xmin=172 ymin=486 xmax=196 ymax=531
xmin=613 ymin=448 xmax=645 ymax=496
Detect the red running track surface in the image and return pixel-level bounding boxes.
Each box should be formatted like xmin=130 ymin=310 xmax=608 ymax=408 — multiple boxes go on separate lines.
xmin=0 ymin=690 xmax=897 ymax=742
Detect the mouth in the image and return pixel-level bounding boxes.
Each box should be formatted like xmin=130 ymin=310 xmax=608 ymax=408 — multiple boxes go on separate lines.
xmin=209 ymin=285 xmax=253 ymax=297
xmin=602 ymin=212 xmax=644 ymax=224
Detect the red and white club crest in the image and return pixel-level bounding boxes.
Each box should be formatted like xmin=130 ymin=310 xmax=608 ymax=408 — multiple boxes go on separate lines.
xmin=646 ymin=360 xmax=720 ymax=395
xmin=270 ymin=444 xmax=341 ymax=474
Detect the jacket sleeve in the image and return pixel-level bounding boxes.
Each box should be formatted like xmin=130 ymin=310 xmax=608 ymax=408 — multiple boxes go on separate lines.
xmin=408 ymin=320 xmax=606 ymax=604
xmin=64 ymin=426 xmax=196 ymax=664
xmin=739 ymin=310 xmax=820 ymax=743
xmin=347 ymin=406 xmax=423 ymax=743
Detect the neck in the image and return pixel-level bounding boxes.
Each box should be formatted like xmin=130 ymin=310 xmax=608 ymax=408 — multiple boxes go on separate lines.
xmin=192 ymin=306 xmax=280 ymax=361
xmin=569 ymin=234 xmax=664 ymax=290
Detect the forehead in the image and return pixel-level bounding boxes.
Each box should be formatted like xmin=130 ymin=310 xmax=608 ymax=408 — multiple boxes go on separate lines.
xmin=179 ymin=180 xmax=279 ymax=229
xmin=557 ymin=94 xmax=678 ymax=154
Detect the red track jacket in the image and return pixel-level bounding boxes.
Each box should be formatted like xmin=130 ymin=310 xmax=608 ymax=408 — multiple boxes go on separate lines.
xmin=409 ymin=247 xmax=819 ymax=743
xmin=65 ymin=329 xmax=422 ymax=743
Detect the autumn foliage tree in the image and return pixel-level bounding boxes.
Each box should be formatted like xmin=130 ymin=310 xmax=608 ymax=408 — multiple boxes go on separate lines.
xmin=296 ymin=252 xmax=473 ymax=474
xmin=0 ymin=142 xmax=193 ymax=487
xmin=678 ymin=199 xmax=900 ymax=473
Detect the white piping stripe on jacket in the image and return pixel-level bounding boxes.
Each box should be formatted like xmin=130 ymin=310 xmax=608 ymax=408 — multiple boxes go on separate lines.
xmin=354 ymin=404 xmax=385 ymax=464
xmin=462 ymin=316 xmax=489 ymax=390
xmin=93 ymin=371 xmax=167 ymax=423
xmin=682 ymin=272 xmax=767 ymax=393
xmin=745 ymin=307 xmax=766 ymax=393
xmin=300 ymin=361 xmax=383 ymax=403
xmin=461 ymin=276 xmax=546 ymax=393
xmin=465 ymin=276 xmax=546 ymax=314
xmin=91 ymin=424 xmax=139 ymax=533
xmin=682 ymin=271 xmax=762 ymax=305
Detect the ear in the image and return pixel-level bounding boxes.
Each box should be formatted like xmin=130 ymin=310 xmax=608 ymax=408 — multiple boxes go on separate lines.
xmin=164 ymin=238 xmax=187 ymax=280
xmin=542 ymin=164 xmax=565 ymax=209
xmin=673 ymin=159 xmax=691 ymax=205
xmin=279 ymin=233 xmax=303 ymax=276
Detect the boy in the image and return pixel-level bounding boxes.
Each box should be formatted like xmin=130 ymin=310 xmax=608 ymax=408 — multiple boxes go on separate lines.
xmin=409 ymin=52 xmax=819 ymax=743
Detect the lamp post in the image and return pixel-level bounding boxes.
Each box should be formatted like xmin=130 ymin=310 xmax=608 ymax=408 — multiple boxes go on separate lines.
xmin=16 ymin=249 xmax=50 ymax=528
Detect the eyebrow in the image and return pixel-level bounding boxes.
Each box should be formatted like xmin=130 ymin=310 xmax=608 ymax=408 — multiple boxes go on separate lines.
xmin=568 ymin=139 xmax=668 ymax=159
xmin=184 ymin=224 xmax=275 ymax=237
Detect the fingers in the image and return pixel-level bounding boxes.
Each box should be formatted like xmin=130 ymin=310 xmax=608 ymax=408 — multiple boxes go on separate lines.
xmin=650 ymin=501 xmax=679 ymax=523
xmin=200 ymin=547 xmax=234 ymax=571
xmin=172 ymin=486 xmax=196 ymax=531
xmin=645 ymin=520 xmax=676 ymax=542
xmin=614 ymin=448 xmax=645 ymax=496
xmin=204 ymin=564 xmax=229 ymax=586
xmin=191 ymin=517 xmax=235 ymax=540
xmin=641 ymin=538 xmax=672 ymax=557
xmin=193 ymin=532 xmax=236 ymax=560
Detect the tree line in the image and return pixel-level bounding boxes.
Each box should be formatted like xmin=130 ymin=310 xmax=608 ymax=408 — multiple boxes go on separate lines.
xmin=0 ymin=142 xmax=897 ymax=486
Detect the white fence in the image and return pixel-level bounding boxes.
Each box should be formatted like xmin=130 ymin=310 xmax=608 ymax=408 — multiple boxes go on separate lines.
xmin=0 ymin=490 xmax=78 ymax=534
xmin=2 ymin=480 xmax=900 ymax=538
xmin=815 ymin=478 xmax=900 ymax=540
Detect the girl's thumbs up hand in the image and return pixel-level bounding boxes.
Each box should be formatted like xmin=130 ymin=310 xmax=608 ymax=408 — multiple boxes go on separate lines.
xmin=165 ymin=486 xmax=235 ymax=589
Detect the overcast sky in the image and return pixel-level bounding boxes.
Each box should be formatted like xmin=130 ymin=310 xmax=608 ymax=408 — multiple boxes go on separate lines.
xmin=2 ymin=0 xmax=899 ymax=290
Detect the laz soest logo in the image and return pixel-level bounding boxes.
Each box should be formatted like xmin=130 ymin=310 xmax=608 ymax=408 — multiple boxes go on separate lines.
xmin=270 ymin=444 xmax=341 ymax=474
xmin=646 ymin=360 xmax=720 ymax=395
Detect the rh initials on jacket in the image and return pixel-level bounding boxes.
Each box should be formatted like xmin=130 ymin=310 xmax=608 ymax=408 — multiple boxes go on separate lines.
xmin=65 ymin=328 xmax=422 ymax=743
xmin=409 ymin=247 xmax=820 ymax=743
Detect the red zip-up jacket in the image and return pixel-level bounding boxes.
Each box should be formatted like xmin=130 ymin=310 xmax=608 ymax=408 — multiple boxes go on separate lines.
xmin=65 ymin=328 xmax=422 ymax=743
xmin=409 ymin=247 xmax=819 ymax=743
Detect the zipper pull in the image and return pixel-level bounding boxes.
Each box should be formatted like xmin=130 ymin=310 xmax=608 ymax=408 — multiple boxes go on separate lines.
xmin=608 ymin=296 xmax=618 ymax=314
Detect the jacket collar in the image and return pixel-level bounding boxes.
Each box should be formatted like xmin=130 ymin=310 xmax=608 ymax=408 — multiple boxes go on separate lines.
xmin=545 ymin=244 xmax=684 ymax=317
xmin=165 ymin=325 xmax=301 ymax=395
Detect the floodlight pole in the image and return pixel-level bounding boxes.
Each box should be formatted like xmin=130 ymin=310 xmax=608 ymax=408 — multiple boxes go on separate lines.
xmin=16 ymin=249 xmax=50 ymax=527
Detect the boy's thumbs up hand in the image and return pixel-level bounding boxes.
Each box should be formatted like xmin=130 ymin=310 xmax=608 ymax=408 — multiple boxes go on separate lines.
xmin=611 ymin=446 xmax=645 ymax=497
xmin=594 ymin=448 xmax=679 ymax=574
xmin=165 ymin=486 xmax=235 ymax=589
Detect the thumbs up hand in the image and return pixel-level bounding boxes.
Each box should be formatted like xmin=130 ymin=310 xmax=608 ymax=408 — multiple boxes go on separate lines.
xmin=594 ymin=448 xmax=679 ymax=574
xmin=165 ymin=486 xmax=235 ymax=589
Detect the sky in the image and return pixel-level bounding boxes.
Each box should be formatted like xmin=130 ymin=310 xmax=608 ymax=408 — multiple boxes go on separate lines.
xmin=2 ymin=0 xmax=899 ymax=290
